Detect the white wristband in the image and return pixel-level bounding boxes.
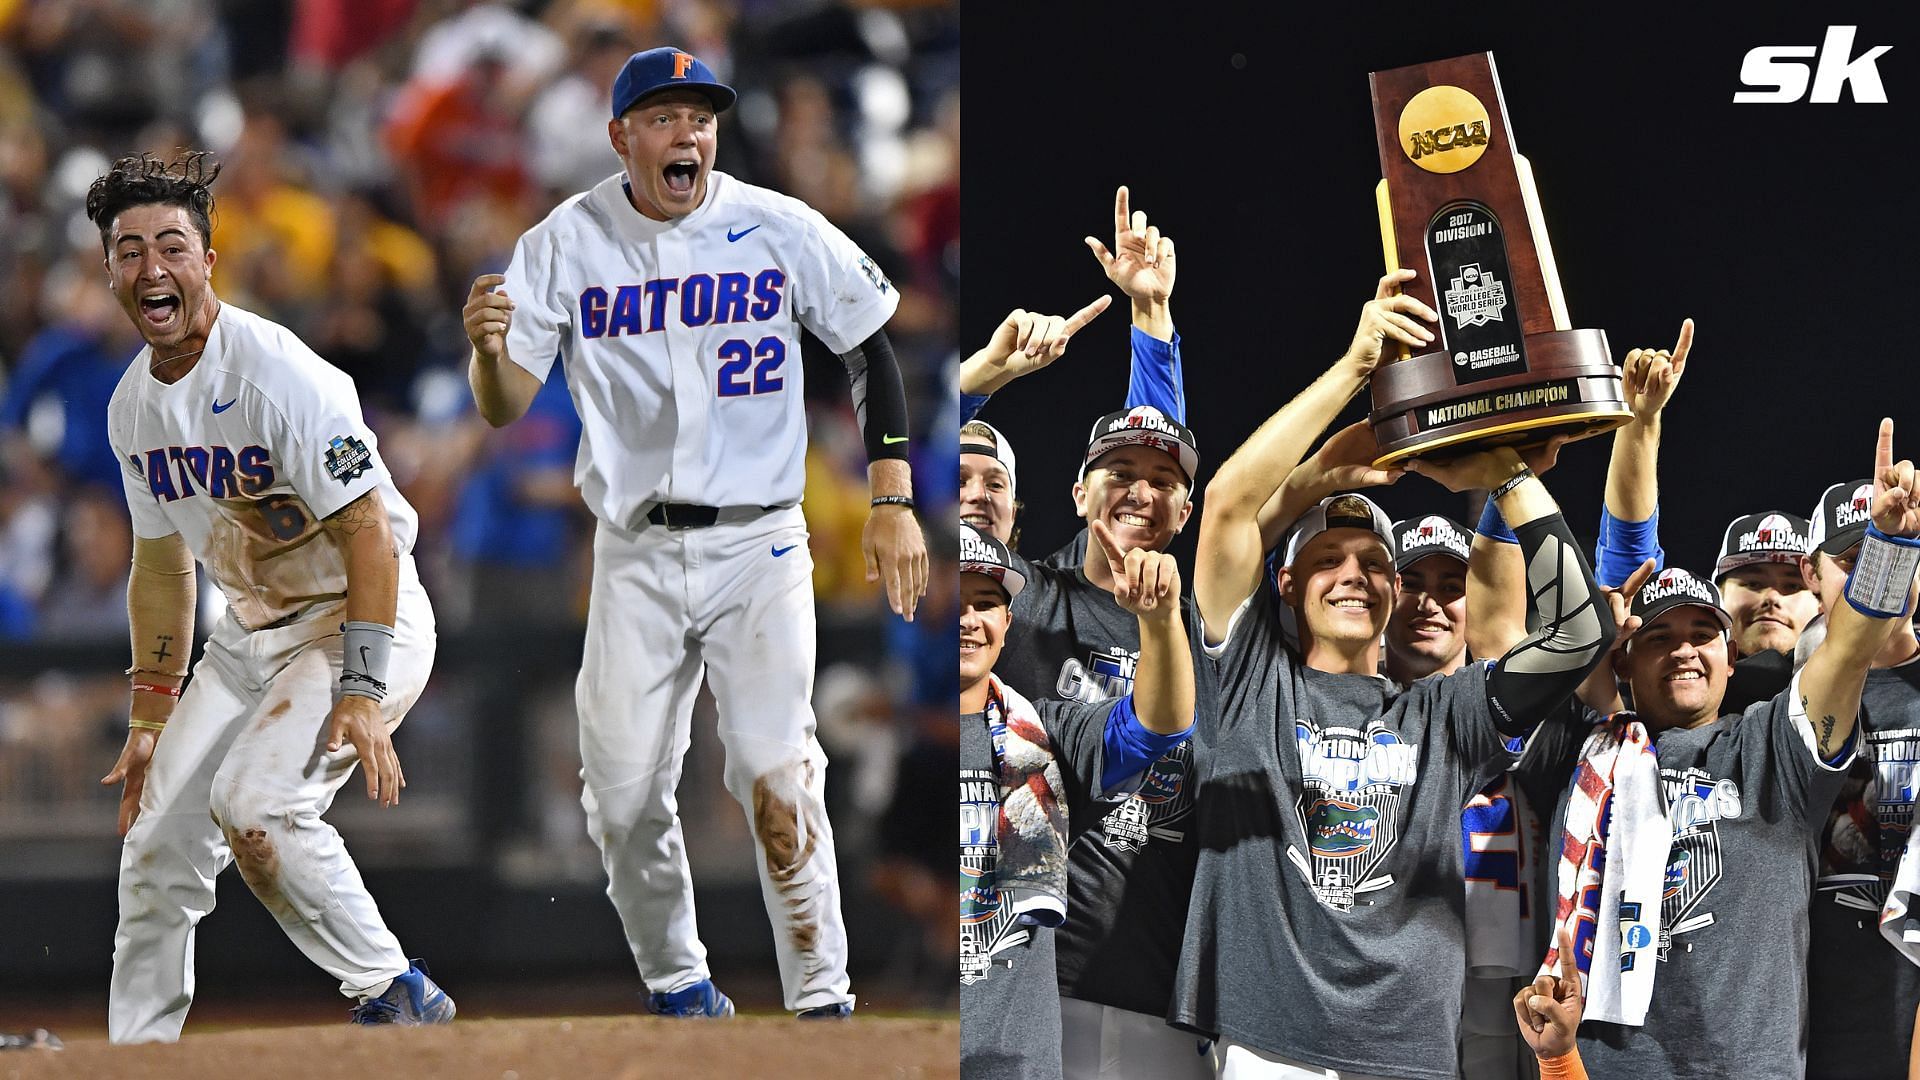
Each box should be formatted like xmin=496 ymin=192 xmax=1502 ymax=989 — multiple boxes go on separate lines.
xmin=340 ymin=621 xmax=395 ymax=702
xmin=1844 ymin=526 xmax=1920 ymax=620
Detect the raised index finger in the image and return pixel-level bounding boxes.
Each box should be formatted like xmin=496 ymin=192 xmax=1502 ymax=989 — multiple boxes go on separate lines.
xmin=1063 ymin=294 xmax=1112 ymax=334
xmin=469 ymin=274 xmax=506 ymax=299
xmin=1622 ymin=557 xmax=1658 ymax=600
xmin=1669 ymin=317 xmax=1695 ymax=373
xmin=1088 ymin=517 xmax=1127 ymax=572
xmin=1556 ymin=923 xmax=1581 ymax=988
xmin=1114 ymin=186 xmax=1131 ymax=237
xmin=1878 ymin=418 xmax=1896 ymax=495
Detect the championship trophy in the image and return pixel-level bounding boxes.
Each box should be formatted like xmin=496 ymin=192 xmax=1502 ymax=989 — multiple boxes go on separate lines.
xmin=1366 ymin=53 xmax=1630 ymax=466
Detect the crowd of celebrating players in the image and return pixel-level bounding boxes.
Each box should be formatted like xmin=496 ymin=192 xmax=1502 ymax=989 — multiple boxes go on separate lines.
xmin=957 ymin=188 xmax=1920 ymax=1080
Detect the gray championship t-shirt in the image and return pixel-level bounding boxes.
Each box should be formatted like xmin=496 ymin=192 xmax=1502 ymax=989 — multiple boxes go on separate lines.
xmin=1169 ymin=576 xmax=1524 ymax=1080
xmin=998 ymin=549 xmax=1207 ymax=1021
xmin=960 ymin=696 xmax=1120 ymax=1080
xmin=1808 ymin=658 xmax=1920 ymax=1080
xmin=1576 ymin=685 xmax=1853 ymax=1080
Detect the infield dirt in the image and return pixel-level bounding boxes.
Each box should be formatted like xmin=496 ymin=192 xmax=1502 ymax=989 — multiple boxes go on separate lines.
xmin=0 ymin=1015 xmax=959 ymax=1079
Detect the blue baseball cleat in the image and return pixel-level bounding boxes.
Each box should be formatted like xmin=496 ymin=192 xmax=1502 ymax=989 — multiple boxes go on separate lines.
xmin=645 ymin=978 xmax=736 ymax=1018
xmin=796 ymin=1002 xmax=853 ymax=1019
xmin=349 ymin=960 xmax=456 ymax=1025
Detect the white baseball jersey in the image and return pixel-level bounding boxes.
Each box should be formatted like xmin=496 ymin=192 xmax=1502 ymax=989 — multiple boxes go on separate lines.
xmin=107 ymin=303 xmax=419 ymax=632
xmin=502 ymin=169 xmax=899 ymax=529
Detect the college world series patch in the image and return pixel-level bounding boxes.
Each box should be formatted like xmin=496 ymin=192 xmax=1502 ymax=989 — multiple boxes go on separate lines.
xmin=324 ymin=434 xmax=373 ymax=485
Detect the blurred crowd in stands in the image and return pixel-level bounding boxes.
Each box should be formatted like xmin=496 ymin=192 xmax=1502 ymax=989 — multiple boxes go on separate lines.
xmin=0 ymin=0 xmax=957 ymax=1004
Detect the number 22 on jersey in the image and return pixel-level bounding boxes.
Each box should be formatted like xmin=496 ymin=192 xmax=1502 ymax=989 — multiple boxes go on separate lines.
xmin=716 ymin=336 xmax=786 ymax=397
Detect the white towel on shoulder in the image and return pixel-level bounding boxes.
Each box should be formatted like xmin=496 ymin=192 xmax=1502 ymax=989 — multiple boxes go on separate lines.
xmin=1541 ymin=717 xmax=1667 ymax=1026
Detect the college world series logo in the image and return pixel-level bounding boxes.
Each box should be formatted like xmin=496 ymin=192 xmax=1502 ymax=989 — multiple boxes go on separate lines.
xmin=1289 ymin=717 xmax=1418 ymax=911
xmin=1444 ymin=263 xmax=1507 ymax=329
xmin=1660 ymin=766 xmax=1740 ymax=959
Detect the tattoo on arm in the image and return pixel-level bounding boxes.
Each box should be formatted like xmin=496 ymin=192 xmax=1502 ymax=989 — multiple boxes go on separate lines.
xmin=1821 ymin=713 xmax=1838 ymax=753
xmin=322 ymin=491 xmax=383 ymax=538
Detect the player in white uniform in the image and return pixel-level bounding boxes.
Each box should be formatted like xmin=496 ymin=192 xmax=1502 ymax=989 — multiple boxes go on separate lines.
xmin=89 ymin=153 xmax=453 ymax=1042
xmin=462 ymin=47 xmax=929 ymax=1018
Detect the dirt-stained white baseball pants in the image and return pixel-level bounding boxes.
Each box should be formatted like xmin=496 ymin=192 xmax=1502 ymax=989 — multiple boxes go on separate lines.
xmin=578 ymin=506 xmax=852 ymax=1012
xmin=108 ymin=564 xmax=435 ymax=1044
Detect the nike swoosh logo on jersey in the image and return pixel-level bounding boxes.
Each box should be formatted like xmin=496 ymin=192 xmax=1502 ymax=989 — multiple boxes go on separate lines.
xmin=772 ymin=544 xmax=798 ymax=558
xmin=882 ymin=434 xmax=908 ymax=445
xmin=212 ymin=398 xmax=237 ymax=413
xmin=727 ymin=225 xmax=761 ymax=242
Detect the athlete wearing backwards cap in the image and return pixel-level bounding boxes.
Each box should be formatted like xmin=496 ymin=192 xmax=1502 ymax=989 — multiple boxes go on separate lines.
xmin=1800 ymin=474 xmax=1920 ymax=1080
xmin=1558 ymin=420 xmax=1920 ymax=1080
xmin=1171 ymin=269 xmax=1616 ymax=1079
xmin=462 ymin=45 xmax=928 ymax=1018
xmin=960 ymin=522 xmax=1195 ymax=1080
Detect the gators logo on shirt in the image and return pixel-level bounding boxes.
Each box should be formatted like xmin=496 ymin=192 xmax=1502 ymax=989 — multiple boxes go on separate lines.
xmin=1662 ymin=848 xmax=1691 ymax=901
xmin=960 ymin=864 xmax=1000 ymax=924
xmin=1307 ymin=799 xmax=1381 ymax=858
xmin=1291 ymin=719 xmax=1419 ymax=911
xmin=1137 ymin=751 xmax=1187 ymax=805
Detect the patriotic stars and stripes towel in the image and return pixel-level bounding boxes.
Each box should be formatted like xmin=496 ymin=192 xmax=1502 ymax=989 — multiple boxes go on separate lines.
xmin=1540 ymin=717 xmax=1667 ymax=1026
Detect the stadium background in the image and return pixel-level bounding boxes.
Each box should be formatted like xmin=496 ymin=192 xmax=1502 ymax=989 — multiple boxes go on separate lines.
xmin=0 ymin=0 xmax=959 ymax=1031
xmin=960 ymin=5 xmax=1910 ymax=576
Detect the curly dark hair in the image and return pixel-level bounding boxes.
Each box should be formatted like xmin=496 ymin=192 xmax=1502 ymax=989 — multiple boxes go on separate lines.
xmin=85 ymin=151 xmax=222 ymax=253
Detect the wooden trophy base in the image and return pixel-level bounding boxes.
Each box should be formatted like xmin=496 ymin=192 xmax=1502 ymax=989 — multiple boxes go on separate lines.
xmin=1368 ymin=328 xmax=1630 ymax=467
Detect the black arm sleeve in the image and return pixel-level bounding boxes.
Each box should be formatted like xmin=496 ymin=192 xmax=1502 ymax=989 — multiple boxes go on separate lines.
xmin=1485 ymin=512 xmax=1614 ymax=736
xmin=837 ymin=326 xmax=911 ymax=463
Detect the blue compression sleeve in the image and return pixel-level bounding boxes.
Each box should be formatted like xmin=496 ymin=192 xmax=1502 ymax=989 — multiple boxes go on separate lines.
xmin=1477 ymin=499 xmax=1519 ymax=545
xmin=1126 ymin=327 xmax=1185 ymax=423
xmin=1594 ymin=504 xmax=1664 ymax=589
xmin=1099 ymin=694 xmax=1193 ymax=793
xmin=961 ymin=392 xmax=991 ymax=423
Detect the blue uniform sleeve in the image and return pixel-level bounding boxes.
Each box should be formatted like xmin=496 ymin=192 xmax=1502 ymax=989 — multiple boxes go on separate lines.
xmin=1594 ymin=504 xmax=1664 ymax=589
xmin=960 ymin=392 xmax=991 ymax=424
xmin=1125 ymin=326 xmax=1185 ymax=423
xmin=1099 ymin=693 xmax=1193 ymax=793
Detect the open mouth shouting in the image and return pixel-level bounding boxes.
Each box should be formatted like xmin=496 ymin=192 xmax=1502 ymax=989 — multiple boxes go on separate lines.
xmin=139 ymin=290 xmax=182 ymax=331
xmin=663 ymin=158 xmax=700 ymax=199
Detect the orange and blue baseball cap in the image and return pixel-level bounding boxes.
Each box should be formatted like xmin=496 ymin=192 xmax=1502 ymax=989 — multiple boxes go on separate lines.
xmin=612 ymin=46 xmax=736 ymax=118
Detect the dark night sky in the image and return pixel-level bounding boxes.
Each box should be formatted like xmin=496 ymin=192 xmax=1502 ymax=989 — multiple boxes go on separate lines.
xmin=961 ymin=5 xmax=1909 ymax=572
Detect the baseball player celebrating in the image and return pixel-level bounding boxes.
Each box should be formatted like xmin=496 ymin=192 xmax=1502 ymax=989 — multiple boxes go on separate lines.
xmin=91 ymin=153 xmax=451 ymax=1042
xmin=462 ymin=46 xmax=928 ymax=1018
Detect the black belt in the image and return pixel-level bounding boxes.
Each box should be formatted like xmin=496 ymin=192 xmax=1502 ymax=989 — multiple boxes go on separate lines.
xmin=644 ymin=503 xmax=781 ymax=529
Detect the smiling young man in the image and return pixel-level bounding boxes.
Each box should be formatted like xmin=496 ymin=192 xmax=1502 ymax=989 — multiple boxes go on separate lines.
xmin=1168 ymin=269 xmax=1616 ymax=1080
xmin=90 ymin=152 xmax=449 ymax=1041
xmin=960 ymin=522 xmax=1196 ymax=1080
xmin=1558 ymin=424 xmax=1920 ymax=1080
xmin=970 ymin=403 xmax=1211 ymax=1078
xmin=1385 ymin=515 xmax=1473 ymax=682
xmin=1714 ymin=511 xmax=1819 ymax=660
xmin=462 ymin=45 xmax=927 ymax=1019
xmin=960 ymin=419 xmax=1019 ymax=546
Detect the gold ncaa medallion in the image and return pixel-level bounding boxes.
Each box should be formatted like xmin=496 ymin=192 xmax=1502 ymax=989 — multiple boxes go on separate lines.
xmin=1398 ymin=86 xmax=1491 ymax=174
